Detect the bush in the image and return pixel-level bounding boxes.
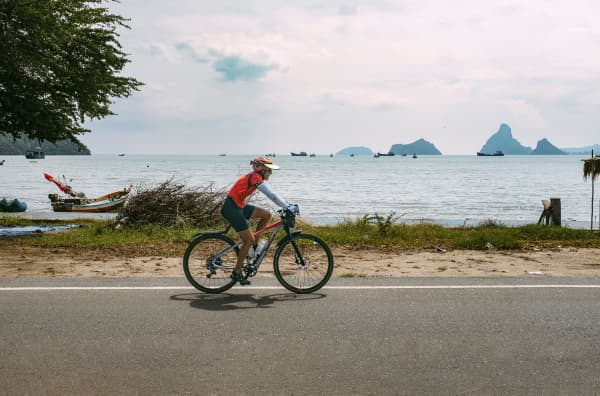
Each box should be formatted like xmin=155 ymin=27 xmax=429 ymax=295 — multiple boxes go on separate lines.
xmin=119 ymin=179 xmax=227 ymax=228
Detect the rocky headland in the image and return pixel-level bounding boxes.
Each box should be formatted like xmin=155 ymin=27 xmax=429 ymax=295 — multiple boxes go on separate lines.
xmin=336 ymin=146 xmax=373 ymax=156
xmin=389 ymin=139 xmax=442 ymax=155
xmin=0 ymin=135 xmax=90 ymax=155
xmin=479 ymin=123 xmax=568 ymax=155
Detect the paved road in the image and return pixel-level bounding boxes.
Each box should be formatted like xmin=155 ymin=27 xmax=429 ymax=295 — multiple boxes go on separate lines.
xmin=1 ymin=277 xmax=600 ymax=395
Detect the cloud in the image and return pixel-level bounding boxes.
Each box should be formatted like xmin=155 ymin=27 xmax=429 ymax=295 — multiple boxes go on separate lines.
xmin=92 ymin=1 xmax=600 ymax=155
xmin=174 ymin=42 xmax=208 ymax=63
xmin=213 ymin=55 xmax=279 ymax=82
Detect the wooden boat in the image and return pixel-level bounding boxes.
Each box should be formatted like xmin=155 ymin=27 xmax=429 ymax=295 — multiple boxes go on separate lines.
xmin=48 ymin=188 xmax=130 ymax=213
xmin=291 ymin=152 xmax=307 ymax=156
xmin=477 ymin=150 xmax=504 ymax=156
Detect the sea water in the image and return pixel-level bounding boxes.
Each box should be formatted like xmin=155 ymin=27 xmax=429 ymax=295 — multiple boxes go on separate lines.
xmin=0 ymin=154 xmax=597 ymax=228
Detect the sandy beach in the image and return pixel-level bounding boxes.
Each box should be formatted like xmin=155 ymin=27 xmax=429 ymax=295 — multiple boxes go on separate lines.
xmin=1 ymin=245 xmax=599 ymax=278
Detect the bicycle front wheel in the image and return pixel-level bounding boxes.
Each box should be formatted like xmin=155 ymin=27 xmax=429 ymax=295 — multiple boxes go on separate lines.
xmin=273 ymin=233 xmax=334 ymax=293
xmin=183 ymin=234 xmax=238 ymax=293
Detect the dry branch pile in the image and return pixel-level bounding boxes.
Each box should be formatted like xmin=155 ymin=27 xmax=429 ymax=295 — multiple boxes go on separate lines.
xmin=120 ymin=179 xmax=227 ymax=227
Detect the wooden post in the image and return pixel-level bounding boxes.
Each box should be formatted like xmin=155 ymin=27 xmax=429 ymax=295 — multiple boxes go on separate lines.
xmin=550 ymin=198 xmax=561 ymax=226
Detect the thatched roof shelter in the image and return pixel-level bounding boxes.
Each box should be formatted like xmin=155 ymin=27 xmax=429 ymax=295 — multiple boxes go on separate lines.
xmin=583 ymin=156 xmax=600 ymax=182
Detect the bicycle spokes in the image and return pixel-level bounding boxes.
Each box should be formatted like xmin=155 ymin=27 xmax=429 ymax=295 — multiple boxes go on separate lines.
xmin=183 ymin=234 xmax=239 ymax=293
xmin=273 ymin=234 xmax=334 ymax=293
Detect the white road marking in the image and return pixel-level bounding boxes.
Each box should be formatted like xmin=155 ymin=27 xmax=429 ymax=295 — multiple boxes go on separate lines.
xmin=0 ymin=284 xmax=599 ymax=291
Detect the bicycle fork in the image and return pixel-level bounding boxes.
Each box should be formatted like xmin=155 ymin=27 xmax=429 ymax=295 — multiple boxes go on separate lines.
xmin=285 ymin=229 xmax=307 ymax=268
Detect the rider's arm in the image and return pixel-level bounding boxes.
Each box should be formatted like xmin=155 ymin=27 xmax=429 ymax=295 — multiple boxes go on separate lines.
xmin=256 ymin=181 xmax=288 ymax=209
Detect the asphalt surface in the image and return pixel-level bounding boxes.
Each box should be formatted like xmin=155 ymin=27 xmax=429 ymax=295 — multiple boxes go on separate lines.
xmin=1 ymin=277 xmax=600 ymax=395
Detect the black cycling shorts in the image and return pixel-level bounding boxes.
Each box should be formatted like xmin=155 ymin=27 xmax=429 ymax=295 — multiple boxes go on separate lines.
xmin=220 ymin=196 xmax=256 ymax=232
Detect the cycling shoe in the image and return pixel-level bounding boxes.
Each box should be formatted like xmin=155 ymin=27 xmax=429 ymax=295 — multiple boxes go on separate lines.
xmin=231 ymin=271 xmax=251 ymax=286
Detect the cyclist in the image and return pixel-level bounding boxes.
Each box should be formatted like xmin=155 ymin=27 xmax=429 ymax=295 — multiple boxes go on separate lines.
xmin=221 ymin=156 xmax=298 ymax=285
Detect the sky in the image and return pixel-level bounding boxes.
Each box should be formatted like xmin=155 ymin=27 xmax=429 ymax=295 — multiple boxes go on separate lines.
xmin=79 ymin=0 xmax=600 ymax=155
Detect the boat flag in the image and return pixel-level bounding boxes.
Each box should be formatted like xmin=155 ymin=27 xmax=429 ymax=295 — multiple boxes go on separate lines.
xmin=44 ymin=173 xmax=68 ymax=193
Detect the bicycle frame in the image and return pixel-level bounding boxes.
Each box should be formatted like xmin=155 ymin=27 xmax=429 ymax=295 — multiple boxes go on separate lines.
xmin=207 ymin=213 xmax=304 ymax=275
xmin=248 ymin=219 xmax=283 ymax=269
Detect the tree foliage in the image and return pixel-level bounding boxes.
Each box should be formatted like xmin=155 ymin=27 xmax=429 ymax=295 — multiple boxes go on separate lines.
xmin=0 ymin=0 xmax=142 ymax=144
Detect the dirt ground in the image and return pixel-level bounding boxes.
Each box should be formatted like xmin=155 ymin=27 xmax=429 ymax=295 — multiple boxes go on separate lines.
xmin=1 ymin=245 xmax=600 ymax=278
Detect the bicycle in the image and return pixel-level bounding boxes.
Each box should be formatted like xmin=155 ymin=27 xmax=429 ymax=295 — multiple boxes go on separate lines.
xmin=183 ymin=208 xmax=334 ymax=294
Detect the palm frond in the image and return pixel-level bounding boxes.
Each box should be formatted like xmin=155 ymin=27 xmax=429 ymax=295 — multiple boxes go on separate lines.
xmin=583 ymin=157 xmax=600 ymax=182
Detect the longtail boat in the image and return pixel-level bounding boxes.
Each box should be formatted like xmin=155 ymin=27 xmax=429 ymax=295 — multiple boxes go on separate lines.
xmin=48 ymin=189 xmax=130 ymax=213
xmin=44 ymin=172 xmax=130 ymax=213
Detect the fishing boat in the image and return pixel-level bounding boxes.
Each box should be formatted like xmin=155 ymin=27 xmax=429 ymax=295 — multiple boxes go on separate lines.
xmin=25 ymin=146 xmax=45 ymax=159
xmin=477 ymin=150 xmax=504 ymax=156
xmin=374 ymin=152 xmax=395 ymax=158
xmin=44 ymin=172 xmax=130 ymax=213
xmin=48 ymin=189 xmax=130 ymax=212
xmin=291 ymin=152 xmax=308 ymax=156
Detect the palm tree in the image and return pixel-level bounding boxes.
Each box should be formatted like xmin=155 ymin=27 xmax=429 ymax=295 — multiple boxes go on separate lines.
xmin=583 ymin=151 xmax=600 ymax=230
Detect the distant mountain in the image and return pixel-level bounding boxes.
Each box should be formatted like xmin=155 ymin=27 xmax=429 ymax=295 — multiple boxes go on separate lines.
xmin=389 ymin=139 xmax=441 ymax=155
xmin=531 ymin=138 xmax=566 ymax=155
xmin=336 ymin=146 xmax=373 ymax=155
xmin=0 ymin=135 xmax=90 ymax=155
xmin=480 ymin=123 xmax=532 ymax=155
xmin=560 ymin=144 xmax=600 ymax=155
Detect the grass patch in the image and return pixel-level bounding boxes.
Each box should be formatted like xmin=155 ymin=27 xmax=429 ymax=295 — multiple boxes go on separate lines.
xmin=2 ymin=215 xmax=600 ymax=255
xmin=0 ymin=217 xmax=206 ymax=256
xmin=299 ymin=218 xmax=600 ymax=250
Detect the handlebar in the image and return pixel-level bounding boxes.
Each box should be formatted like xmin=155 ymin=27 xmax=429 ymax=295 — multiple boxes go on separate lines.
xmin=278 ymin=205 xmax=299 ymax=227
xmin=278 ymin=206 xmax=299 ymax=216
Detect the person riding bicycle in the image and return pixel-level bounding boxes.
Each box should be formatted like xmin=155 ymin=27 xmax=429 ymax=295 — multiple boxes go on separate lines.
xmin=221 ymin=156 xmax=298 ymax=285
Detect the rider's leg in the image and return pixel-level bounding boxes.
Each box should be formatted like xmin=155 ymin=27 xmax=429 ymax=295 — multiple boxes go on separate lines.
xmin=233 ymin=228 xmax=255 ymax=275
xmin=251 ymin=206 xmax=271 ymax=231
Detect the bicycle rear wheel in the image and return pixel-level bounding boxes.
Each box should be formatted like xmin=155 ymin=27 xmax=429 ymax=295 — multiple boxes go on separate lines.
xmin=273 ymin=233 xmax=334 ymax=293
xmin=183 ymin=234 xmax=238 ymax=293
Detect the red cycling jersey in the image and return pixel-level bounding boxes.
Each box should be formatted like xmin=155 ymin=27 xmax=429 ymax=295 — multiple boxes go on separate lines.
xmin=227 ymin=172 xmax=264 ymax=208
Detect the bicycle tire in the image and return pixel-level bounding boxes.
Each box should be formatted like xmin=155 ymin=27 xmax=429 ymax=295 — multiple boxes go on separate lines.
xmin=183 ymin=233 xmax=238 ymax=293
xmin=273 ymin=233 xmax=334 ymax=293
